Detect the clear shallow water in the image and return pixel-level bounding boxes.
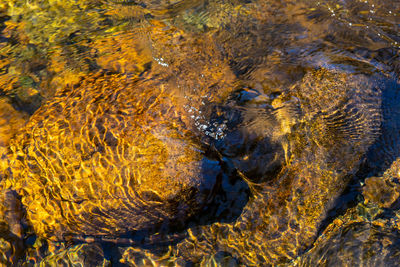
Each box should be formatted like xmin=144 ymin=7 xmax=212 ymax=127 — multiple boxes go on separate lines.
xmin=0 ymin=0 xmax=400 ymax=266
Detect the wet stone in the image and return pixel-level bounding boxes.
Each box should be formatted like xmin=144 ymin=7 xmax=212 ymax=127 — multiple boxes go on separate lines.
xmin=363 ymin=176 xmax=400 ymax=209
xmin=363 ymin=158 xmax=400 ymax=209
xmin=3 ymin=72 xmax=221 ymax=239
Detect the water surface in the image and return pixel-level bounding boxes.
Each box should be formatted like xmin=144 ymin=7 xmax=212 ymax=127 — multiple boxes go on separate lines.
xmin=0 ymin=0 xmax=400 ymax=265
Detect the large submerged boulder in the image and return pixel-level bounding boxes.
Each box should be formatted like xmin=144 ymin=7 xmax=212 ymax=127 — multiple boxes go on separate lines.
xmin=0 ymin=20 xmax=239 ymax=247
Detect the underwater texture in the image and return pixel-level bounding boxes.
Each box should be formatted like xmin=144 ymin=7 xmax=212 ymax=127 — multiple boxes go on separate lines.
xmin=0 ymin=0 xmax=399 ymax=266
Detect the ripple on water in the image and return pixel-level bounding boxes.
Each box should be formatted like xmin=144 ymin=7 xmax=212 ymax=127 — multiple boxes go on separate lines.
xmin=0 ymin=0 xmax=400 ymax=265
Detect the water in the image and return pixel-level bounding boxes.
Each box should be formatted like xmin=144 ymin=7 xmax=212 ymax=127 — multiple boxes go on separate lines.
xmin=0 ymin=0 xmax=399 ymax=266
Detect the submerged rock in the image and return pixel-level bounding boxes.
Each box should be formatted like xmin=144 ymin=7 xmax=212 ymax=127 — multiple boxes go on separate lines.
xmin=172 ymin=68 xmax=383 ymax=265
xmin=0 ymin=68 xmax=233 ymax=241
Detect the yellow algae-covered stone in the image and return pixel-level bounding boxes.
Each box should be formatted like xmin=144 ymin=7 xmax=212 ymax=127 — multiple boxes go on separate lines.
xmin=363 ymin=176 xmax=400 ymax=208
xmin=1 ymin=70 xmax=224 ymax=240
